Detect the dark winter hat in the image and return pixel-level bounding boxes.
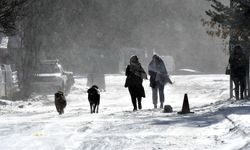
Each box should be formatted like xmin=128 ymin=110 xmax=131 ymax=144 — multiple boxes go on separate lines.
xmin=130 ymin=55 xmax=139 ymax=64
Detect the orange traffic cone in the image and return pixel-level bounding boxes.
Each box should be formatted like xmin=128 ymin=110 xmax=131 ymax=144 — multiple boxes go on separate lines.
xmin=178 ymin=93 xmax=194 ymax=114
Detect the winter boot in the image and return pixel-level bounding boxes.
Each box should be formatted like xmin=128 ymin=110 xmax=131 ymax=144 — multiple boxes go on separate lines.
xmin=138 ymin=98 xmax=142 ymax=110
xmin=154 ymin=104 xmax=157 ymax=109
xmin=132 ymin=98 xmax=137 ymax=111
xmin=138 ymin=102 xmax=142 ymax=110
xmin=235 ymin=90 xmax=239 ymax=100
xmin=160 ymin=103 xmax=163 ymax=109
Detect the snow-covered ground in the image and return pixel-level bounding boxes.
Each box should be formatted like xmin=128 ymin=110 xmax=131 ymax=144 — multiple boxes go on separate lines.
xmin=0 ymin=74 xmax=250 ymax=150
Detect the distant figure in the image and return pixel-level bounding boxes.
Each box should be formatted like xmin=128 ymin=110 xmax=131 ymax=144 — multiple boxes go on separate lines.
xmin=229 ymin=45 xmax=248 ymax=100
xmin=54 ymin=91 xmax=67 ymax=115
xmin=87 ymin=85 xmax=100 ymax=113
xmin=125 ymin=55 xmax=147 ymax=111
xmin=87 ymin=59 xmax=106 ymax=91
xmin=148 ymin=54 xmax=173 ymax=109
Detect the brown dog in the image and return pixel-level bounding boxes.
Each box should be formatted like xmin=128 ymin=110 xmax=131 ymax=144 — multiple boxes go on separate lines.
xmin=55 ymin=91 xmax=67 ymax=115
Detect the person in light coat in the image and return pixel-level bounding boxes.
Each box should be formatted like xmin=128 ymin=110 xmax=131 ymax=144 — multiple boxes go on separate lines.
xmin=148 ymin=54 xmax=172 ymax=108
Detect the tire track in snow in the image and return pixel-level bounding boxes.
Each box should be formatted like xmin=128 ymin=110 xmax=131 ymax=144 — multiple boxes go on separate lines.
xmin=224 ymin=116 xmax=250 ymax=150
xmin=225 ymin=116 xmax=248 ymax=137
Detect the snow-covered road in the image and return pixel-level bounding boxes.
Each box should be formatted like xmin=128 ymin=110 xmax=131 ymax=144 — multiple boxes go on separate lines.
xmin=1 ymin=74 xmax=250 ymax=150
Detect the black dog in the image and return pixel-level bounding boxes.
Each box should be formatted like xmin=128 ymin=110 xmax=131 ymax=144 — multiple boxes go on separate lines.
xmin=87 ymin=85 xmax=100 ymax=113
xmin=55 ymin=91 xmax=67 ymax=115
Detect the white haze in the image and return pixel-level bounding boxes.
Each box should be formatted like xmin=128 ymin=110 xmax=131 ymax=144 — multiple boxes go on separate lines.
xmin=23 ymin=0 xmax=228 ymax=75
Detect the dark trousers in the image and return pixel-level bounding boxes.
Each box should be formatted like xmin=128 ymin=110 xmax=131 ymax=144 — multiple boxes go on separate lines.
xmin=233 ymin=76 xmax=246 ymax=100
xmin=152 ymin=84 xmax=165 ymax=105
xmin=128 ymin=87 xmax=142 ymax=110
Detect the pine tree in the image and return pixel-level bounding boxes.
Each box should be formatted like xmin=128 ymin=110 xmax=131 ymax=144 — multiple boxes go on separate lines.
xmin=203 ymin=0 xmax=250 ymax=53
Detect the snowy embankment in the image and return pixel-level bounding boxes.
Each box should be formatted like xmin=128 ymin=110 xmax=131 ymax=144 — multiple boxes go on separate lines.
xmin=0 ymin=74 xmax=250 ymax=150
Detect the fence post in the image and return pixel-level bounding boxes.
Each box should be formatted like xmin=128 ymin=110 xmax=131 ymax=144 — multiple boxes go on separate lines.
xmin=248 ymin=57 xmax=250 ymax=99
xmin=0 ymin=67 xmax=6 ymax=98
xmin=230 ymin=75 xmax=233 ymax=98
xmin=4 ymin=67 xmax=7 ymax=98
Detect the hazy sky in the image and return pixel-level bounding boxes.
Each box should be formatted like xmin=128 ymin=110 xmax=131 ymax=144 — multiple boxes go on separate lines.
xmin=8 ymin=0 xmax=228 ymax=74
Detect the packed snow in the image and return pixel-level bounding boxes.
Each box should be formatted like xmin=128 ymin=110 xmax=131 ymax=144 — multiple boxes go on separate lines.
xmin=0 ymin=74 xmax=250 ymax=150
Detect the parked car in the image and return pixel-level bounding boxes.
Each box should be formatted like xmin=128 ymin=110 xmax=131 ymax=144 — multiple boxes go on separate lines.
xmin=32 ymin=60 xmax=74 ymax=94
